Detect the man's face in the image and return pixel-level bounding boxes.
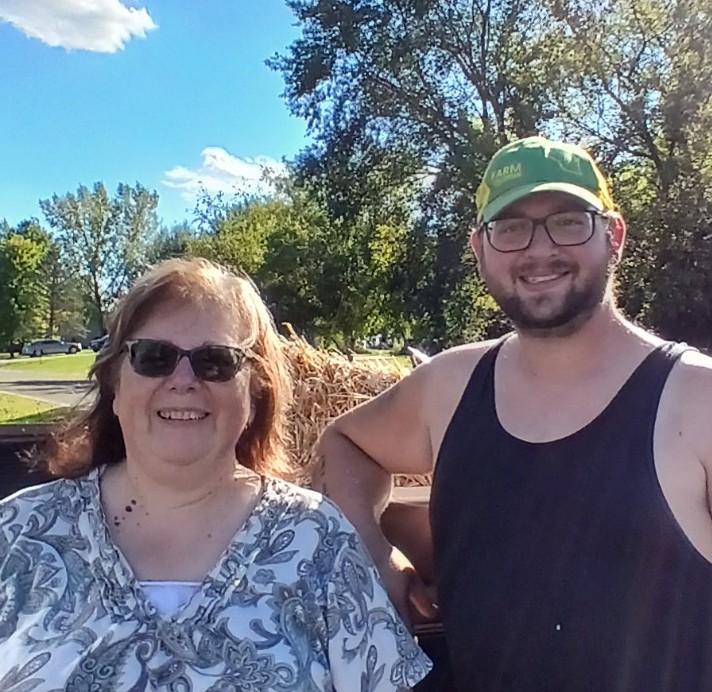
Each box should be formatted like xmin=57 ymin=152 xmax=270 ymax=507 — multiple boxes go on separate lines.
xmin=471 ymin=191 xmax=623 ymax=337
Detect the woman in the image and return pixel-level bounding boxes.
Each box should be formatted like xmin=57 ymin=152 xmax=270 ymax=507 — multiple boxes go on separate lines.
xmin=0 ymin=258 xmax=431 ymax=691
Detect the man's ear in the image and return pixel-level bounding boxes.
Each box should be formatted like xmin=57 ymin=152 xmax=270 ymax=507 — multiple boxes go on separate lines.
xmin=470 ymin=227 xmax=484 ymax=264
xmin=608 ymin=213 xmax=627 ymax=260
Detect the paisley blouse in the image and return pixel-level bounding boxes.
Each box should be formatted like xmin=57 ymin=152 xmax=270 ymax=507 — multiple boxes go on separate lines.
xmin=0 ymin=469 xmax=432 ymax=691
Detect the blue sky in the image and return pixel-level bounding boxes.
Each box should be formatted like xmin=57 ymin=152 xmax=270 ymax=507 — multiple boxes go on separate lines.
xmin=0 ymin=0 xmax=309 ymax=228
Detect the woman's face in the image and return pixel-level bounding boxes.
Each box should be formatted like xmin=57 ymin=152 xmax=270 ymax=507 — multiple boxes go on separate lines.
xmin=112 ymin=300 xmax=253 ymax=470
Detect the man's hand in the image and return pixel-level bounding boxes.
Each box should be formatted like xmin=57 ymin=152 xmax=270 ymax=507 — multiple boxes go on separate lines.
xmin=377 ymin=545 xmax=439 ymax=630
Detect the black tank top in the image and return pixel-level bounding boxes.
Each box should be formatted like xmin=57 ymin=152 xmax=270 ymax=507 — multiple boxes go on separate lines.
xmin=430 ymin=341 xmax=712 ymax=691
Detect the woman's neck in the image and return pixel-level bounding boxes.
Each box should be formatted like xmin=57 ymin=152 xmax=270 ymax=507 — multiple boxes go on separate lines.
xmin=104 ymin=455 xmax=255 ymax=514
xmin=99 ymin=458 xmax=263 ymax=581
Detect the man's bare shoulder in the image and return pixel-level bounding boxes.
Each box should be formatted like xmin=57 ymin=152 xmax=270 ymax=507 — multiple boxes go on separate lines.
xmin=393 ymin=337 xmax=502 ymax=395
xmin=413 ymin=338 xmax=504 ymax=453
xmin=427 ymin=337 xmax=503 ymax=370
xmin=412 ymin=337 xmax=504 ymax=396
xmin=668 ymin=348 xmax=712 ymax=462
xmin=675 ymin=347 xmax=712 ymax=387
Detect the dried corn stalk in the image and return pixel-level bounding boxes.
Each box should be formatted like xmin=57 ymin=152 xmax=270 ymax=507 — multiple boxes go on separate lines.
xmin=282 ymin=332 xmax=432 ymax=488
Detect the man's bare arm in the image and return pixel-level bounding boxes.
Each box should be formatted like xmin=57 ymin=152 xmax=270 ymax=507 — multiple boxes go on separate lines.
xmin=314 ymin=344 xmax=493 ymax=622
xmin=315 ymin=363 xmax=433 ymax=528
xmin=314 ymin=429 xmax=395 ymax=565
xmin=314 ymin=363 xmax=437 ymax=620
xmin=314 ymin=346 xmax=493 ymax=542
xmin=680 ymin=351 xmax=712 ymax=507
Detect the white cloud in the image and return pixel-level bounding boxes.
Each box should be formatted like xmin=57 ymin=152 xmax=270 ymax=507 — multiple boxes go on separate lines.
xmin=163 ymin=147 xmax=287 ymax=202
xmin=0 ymin=0 xmax=157 ymax=53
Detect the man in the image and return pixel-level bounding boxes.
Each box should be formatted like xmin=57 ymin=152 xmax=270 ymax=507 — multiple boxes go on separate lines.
xmin=316 ymin=136 xmax=712 ymax=691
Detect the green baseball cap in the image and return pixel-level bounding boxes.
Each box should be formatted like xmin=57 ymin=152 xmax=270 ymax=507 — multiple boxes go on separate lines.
xmin=475 ymin=136 xmax=615 ymax=223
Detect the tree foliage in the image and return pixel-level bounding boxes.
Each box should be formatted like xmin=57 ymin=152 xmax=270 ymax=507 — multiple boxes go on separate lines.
xmin=272 ymin=0 xmax=712 ymax=347
xmin=0 ymin=219 xmax=89 ymax=349
xmin=0 ymin=222 xmax=49 ymax=350
xmin=40 ymin=182 xmax=159 ymax=328
xmin=4 ymin=0 xmax=710 ymax=352
xmin=544 ymin=0 xmax=712 ymax=344
xmin=186 ymin=175 xmax=425 ymax=348
xmin=148 ymin=222 xmax=193 ymax=264
xmin=41 ymin=239 xmax=88 ymax=339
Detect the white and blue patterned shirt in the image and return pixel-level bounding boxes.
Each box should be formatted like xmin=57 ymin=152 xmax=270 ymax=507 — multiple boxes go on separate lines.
xmin=0 ymin=469 xmax=432 ymax=691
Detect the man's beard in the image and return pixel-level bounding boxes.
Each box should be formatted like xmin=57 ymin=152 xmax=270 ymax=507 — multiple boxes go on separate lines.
xmin=482 ymin=258 xmax=614 ymax=338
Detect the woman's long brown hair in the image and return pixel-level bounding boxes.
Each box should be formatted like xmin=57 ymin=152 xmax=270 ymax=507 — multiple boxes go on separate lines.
xmin=43 ymin=258 xmax=293 ymax=479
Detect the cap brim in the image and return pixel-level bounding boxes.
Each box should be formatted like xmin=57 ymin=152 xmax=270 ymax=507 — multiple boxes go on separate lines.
xmin=480 ymin=182 xmax=605 ymax=223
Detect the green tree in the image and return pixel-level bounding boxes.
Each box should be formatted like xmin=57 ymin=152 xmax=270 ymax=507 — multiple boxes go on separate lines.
xmin=42 ymin=240 xmax=88 ymax=338
xmin=0 ymin=225 xmax=49 ymax=354
xmin=187 ymin=188 xmax=327 ymax=340
xmin=272 ymin=0 xmax=566 ymax=345
xmin=10 ymin=219 xmax=88 ymax=339
xmin=274 ymin=0 xmax=712 ymax=347
xmin=272 ymin=0 xmax=556 ymax=179
xmin=148 ymin=222 xmax=194 ymax=263
xmin=186 ymin=178 xmax=421 ymax=348
xmin=543 ymin=0 xmax=712 ymax=344
xmin=189 ymin=197 xmax=279 ymax=276
xmin=40 ymin=182 xmax=159 ymax=328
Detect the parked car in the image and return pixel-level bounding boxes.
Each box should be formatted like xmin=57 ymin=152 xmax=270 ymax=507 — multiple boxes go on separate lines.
xmin=21 ymin=339 xmax=82 ymax=357
xmin=89 ymin=334 xmax=109 ymax=352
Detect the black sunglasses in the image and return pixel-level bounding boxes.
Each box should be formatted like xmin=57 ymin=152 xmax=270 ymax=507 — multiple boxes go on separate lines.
xmin=125 ymin=339 xmax=247 ymax=382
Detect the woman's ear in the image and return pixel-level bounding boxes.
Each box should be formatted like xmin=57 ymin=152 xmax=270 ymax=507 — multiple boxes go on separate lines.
xmin=111 ymin=381 xmax=120 ymax=417
xmin=246 ymin=368 xmax=258 ymax=426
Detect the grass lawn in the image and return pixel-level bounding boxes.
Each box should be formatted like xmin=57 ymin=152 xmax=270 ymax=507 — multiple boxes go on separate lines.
xmin=392 ymin=354 xmax=414 ymax=369
xmin=0 ymin=392 xmax=71 ymax=425
xmin=0 ymin=351 xmax=95 ymax=379
xmin=0 ymin=349 xmax=412 ymax=381
xmin=354 ymin=353 xmax=412 ymax=371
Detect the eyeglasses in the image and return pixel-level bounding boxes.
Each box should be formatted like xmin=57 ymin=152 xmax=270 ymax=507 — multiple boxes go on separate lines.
xmin=125 ymin=339 xmax=247 ymax=382
xmin=482 ymin=210 xmax=605 ymax=253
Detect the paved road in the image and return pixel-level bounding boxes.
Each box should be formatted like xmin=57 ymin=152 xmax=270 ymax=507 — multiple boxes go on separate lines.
xmin=0 ymin=367 xmax=92 ymax=408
